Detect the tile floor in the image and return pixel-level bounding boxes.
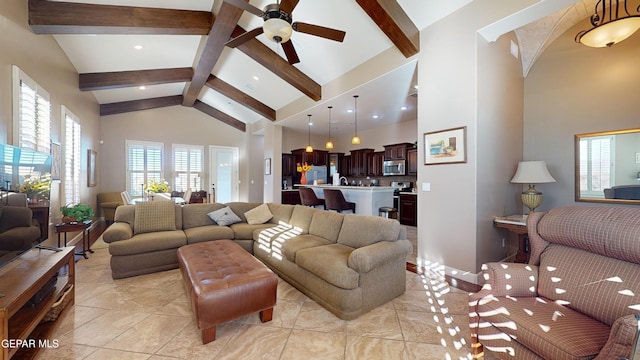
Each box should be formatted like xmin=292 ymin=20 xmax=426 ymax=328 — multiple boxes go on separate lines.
xmin=38 ymin=244 xmax=475 ymax=360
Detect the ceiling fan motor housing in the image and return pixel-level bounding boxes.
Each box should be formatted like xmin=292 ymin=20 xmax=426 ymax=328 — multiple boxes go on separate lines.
xmin=262 ymin=4 xmax=293 ymax=43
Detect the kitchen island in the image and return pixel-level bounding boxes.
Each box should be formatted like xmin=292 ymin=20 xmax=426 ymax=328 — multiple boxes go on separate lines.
xmin=303 ymin=184 xmax=394 ymax=216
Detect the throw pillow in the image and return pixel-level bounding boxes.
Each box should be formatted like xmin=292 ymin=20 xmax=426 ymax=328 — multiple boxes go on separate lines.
xmin=134 ymin=201 xmax=176 ymax=235
xmin=207 ymin=206 xmax=242 ymax=226
xmin=244 ymin=203 xmax=273 ymax=225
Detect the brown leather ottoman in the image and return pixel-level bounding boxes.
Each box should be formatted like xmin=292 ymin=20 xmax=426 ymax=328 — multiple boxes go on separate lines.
xmin=177 ymin=240 xmax=277 ymax=344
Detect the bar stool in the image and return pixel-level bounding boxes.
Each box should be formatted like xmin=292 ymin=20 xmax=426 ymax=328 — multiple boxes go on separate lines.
xmin=379 ymin=206 xmax=398 ymax=219
xmin=299 ymin=187 xmax=325 ymax=209
xmin=323 ymin=189 xmax=356 ymax=213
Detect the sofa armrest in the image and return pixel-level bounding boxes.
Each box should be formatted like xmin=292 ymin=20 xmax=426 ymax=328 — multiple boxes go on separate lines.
xmin=102 ymin=222 xmax=133 ymax=243
xmin=101 ymin=201 xmax=122 ymax=209
xmin=347 ymin=239 xmax=412 ymax=273
xmin=596 ymin=314 xmax=639 ymax=360
xmin=473 ymin=262 xmax=539 ymax=299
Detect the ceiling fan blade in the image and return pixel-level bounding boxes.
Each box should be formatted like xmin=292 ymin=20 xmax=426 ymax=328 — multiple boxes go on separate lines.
xmin=226 ymin=27 xmax=263 ymax=48
xmin=279 ymin=0 xmax=300 ymax=14
xmin=281 ymin=41 xmax=300 ymax=64
xmin=292 ymin=22 xmax=346 ymax=42
xmin=225 ymin=0 xmax=263 ymax=17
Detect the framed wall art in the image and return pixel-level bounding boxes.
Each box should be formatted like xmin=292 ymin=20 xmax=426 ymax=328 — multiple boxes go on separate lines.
xmin=424 ymin=126 xmax=467 ymax=165
xmin=88 ymin=149 xmax=97 ymax=187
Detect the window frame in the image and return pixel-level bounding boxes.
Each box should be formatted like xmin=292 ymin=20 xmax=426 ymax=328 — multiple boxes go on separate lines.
xmin=172 ymin=144 xmax=204 ymax=193
xmin=63 ymin=107 xmax=81 ymax=206
xmin=125 ymin=140 xmax=165 ymax=197
xmin=12 ymin=65 xmax=51 ymax=153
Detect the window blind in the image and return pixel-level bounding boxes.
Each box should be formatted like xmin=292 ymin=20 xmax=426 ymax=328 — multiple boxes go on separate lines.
xmin=173 ymin=145 xmax=203 ymax=192
xmin=579 ymin=136 xmax=613 ymax=196
xmin=126 ymin=141 xmax=164 ymax=196
xmin=64 ymin=112 xmax=81 ymax=205
xmin=14 ymin=67 xmax=51 ymax=153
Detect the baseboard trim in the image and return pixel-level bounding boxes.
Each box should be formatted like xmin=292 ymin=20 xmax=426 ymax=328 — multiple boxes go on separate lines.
xmin=409 ymin=258 xmax=482 ymax=293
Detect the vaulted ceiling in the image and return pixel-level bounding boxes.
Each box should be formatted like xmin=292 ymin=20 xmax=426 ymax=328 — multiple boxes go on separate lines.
xmin=27 ymin=0 xmax=602 ymax=135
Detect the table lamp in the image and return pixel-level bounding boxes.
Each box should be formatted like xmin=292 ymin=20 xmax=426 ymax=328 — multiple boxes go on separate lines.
xmin=510 ymin=161 xmax=556 ymax=213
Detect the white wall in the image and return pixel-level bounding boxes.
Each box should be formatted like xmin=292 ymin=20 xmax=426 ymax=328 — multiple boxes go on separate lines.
xmin=0 ymin=0 xmax=101 ymax=227
xmin=99 ymin=106 xmax=251 ymax=200
xmin=524 ymin=18 xmax=640 ymax=209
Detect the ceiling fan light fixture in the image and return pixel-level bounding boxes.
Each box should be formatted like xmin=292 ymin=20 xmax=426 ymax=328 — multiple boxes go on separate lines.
xmin=263 ymin=18 xmax=293 ymax=43
xmin=576 ymin=0 xmax=640 ymax=47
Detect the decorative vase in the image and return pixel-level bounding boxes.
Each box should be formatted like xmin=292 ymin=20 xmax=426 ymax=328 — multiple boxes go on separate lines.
xmin=300 ymin=171 xmax=307 ymax=185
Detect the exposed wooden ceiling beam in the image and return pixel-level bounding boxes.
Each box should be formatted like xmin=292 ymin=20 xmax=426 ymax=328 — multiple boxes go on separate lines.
xmin=194 ymin=100 xmax=246 ymax=132
xmin=182 ymin=2 xmax=243 ymax=106
xmin=28 ymin=0 xmax=212 ymax=35
xmin=356 ymin=0 xmax=419 ymax=58
xmin=205 ymin=75 xmax=276 ymax=121
xmin=100 ymin=95 xmax=183 ymax=116
xmin=80 ymin=68 xmax=193 ymax=91
xmin=230 ymin=26 xmax=321 ymax=101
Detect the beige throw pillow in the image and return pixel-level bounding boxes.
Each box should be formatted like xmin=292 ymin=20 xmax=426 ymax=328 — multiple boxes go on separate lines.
xmin=134 ymin=201 xmax=176 ymax=235
xmin=207 ymin=206 xmax=242 ymax=226
xmin=244 ymin=203 xmax=273 ymax=225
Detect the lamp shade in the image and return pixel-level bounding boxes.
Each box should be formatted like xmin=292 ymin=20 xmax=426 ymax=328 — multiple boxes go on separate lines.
xmin=578 ymin=17 xmax=640 ymax=47
xmin=263 ymin=18 xmax=293 ymax=43
xmin=510 ymin=161 xmax=556 ymax=184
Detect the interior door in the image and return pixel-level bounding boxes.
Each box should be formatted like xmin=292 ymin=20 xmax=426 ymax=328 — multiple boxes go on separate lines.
xmin=208 ymin=146 xmax=239 ymax=203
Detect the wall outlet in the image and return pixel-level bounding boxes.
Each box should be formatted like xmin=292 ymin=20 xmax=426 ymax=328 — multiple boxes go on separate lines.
xmin=501 ymin=238 xmax=506 ymax=247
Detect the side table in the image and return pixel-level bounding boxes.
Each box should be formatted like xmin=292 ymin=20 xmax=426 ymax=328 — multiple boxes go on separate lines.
xmin=494 ymin=215 xmax=529 ymax=263
xmin=55 ymin=220 xmax=94 ymax=259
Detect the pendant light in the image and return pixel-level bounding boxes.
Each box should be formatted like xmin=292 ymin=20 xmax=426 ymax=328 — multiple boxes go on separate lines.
xmin=305 ymin=114 xmax=313 ymax=153
xmin=351 ymin=95 xmax=361 ymax=145
xmin=325 ymin=106 xmax=334 ymax=149
xmin=575 ymin=0 xmax=640 ymax=47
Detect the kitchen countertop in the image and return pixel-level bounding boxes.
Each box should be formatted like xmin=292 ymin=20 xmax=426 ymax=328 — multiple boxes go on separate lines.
xmin=399 ymin=191 xmax=417 ymax=195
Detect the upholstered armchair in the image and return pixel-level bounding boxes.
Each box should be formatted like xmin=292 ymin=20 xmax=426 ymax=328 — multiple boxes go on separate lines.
xmin=98 ymin=192 xmax=124 ymax=224
xmin=0 ymin=205 xmax=41 ymax=256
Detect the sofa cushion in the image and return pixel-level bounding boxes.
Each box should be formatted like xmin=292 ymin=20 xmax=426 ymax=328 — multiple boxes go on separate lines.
xmin=267 ymin=203 xmax=294 ymax=225
xmin=296 ymin=244 xmax=359 ymax=289
xmin=281 ymin=234 xmax=333 ymax=262
xmin=134 ymin=201 xmax=176 ymax=235
xmin=337 ymin=215 xmax=400 ymax=248
xmin=229 ymin=222 xmax=274 ymax=240
xmin=288 ymin=205 xmax=318 ymax=233
xmin=537 ymin=244 xmax=640 ymax=326
xmin=182 ymin=203 xmax=224 ymax=229
xmin=224 ymin=202 xmax=262 ymax=223
xmin=108 ymin=230 xmax=187 ymax=256
xmin=244 ymin=203 xmax=273 ymax=225
xmin=478 ymin=295 xmax=610 ymax=360
xmin=308 ymin=210 xmax=344 ymax=243
xmin=207 ymin=206 xmax=242 ymax=226
xmin=184 ymin=225 xmax=235 ymax=244
xmin=0 ymin=206 xmax=33 ymax=232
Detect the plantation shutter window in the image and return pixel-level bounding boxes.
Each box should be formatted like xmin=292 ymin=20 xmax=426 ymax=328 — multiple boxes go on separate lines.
xmin=64 ymin=109 xmax=81 ymax=205
xmin=126 ymin=141 xmax=164 ymax=197
xmin=173 ymin=145 xmax=204 ymax=192
xmin=13 ymin=66 xmax=51 ymax=153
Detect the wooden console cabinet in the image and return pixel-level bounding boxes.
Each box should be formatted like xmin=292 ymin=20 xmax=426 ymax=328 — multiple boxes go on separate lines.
xmin=0 ymin=247 xmax=75 ymax=360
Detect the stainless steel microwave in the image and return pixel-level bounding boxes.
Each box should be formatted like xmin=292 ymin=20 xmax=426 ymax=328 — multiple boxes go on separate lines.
xmin=383 ymin=160 xmax=406 ymax=176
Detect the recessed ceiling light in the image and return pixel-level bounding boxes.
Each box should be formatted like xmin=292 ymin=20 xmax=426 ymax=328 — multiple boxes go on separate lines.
xmin=253 ymin=75 xmax=259 ymax=81
xmin=414 ymin=85 xmax=419 ymax=90
xmin=347 ymin=109 xmax=353 ymax=113
xmin=134 ymin=45 xmax=143 ymax=50
xmin=138 ymin=86 xmax=146 ymax=90
xmin=372 ymin=115 xmax=379 ymax=119
xmin=400 ymin=106 xmax=408 ymax=111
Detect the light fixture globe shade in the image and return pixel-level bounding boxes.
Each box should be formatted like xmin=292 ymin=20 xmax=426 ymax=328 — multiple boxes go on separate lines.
xmin=263 ymin=18 xmax=293 ymax=43
xmin=305 ymin=145 xmax=313 ymax=153
xmin=351 ymin=136 xmax=361 ymax=145
xmin=325 ymin=141 xmax=334 ymax=149
xmin=579 ymin=17 xmax=640 ymax=47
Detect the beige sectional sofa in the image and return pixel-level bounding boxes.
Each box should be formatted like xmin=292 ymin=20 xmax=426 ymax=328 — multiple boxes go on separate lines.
xmin=470 ymin=206 xmax=640 ymax=360
xmin=103 ymin=201 xmax=412 ymax=319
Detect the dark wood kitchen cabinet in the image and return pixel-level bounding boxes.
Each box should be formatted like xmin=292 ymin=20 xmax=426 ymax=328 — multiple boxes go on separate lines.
xmin=367 ymin=151 xmax=385 ymax=176
xmin=349 ymin=149 xmax=374 ymax=177
xmin=282 ymin=153 xmax=295 ymax=177
xmin=384 ymin=143 xmax=412 ymax=161
xmin=282 ymin=190 xmax=301 ymax=205
xmin=399 ymin=193 xmax=417 ymax=226
xmin=340 ymin=155 xmax=351 ymax=177
xmin=407 ymin=148 xmax=418 ymax=176
xmin=291 ymin=148 xmax=328 ymax=167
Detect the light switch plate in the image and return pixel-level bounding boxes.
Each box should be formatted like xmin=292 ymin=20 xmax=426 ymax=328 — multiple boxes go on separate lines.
xmin=422 ymin=182 xmax=431 ymax=192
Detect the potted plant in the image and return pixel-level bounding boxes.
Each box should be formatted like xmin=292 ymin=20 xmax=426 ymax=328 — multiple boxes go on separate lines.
xmin=60 ymin=203 xmax=94 ymax=223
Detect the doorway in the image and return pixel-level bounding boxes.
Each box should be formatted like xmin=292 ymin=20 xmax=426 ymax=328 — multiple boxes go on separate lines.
xmin=208 ymin=146 xmax=239 ymax=203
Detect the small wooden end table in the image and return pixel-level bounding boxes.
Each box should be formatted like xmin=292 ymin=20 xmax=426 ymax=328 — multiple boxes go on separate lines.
xmin=55 ymin=220 xmax=94 ymax=259
xmin=494 ymin=215 xmax=529 ymax=263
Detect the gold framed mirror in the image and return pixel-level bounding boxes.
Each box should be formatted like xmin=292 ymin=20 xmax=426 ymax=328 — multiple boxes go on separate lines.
xmin=575 ymin=128 xmax=640 ymax=204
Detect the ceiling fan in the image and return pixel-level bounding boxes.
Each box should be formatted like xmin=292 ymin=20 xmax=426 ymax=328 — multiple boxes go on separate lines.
xmin=225 ymin=0 xmax=346 ymax=64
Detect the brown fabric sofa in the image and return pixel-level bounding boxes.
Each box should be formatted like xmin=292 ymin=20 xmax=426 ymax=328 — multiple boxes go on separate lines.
xmin=102 ymin=201 xmax=412 ymax=319
xmin=97 ymin=192 xmax=124 ymax=224
xmin=0 ymin=205 xmax=41 ymax=264
xmin=470 ymin=206 xmax=640 ymax=360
